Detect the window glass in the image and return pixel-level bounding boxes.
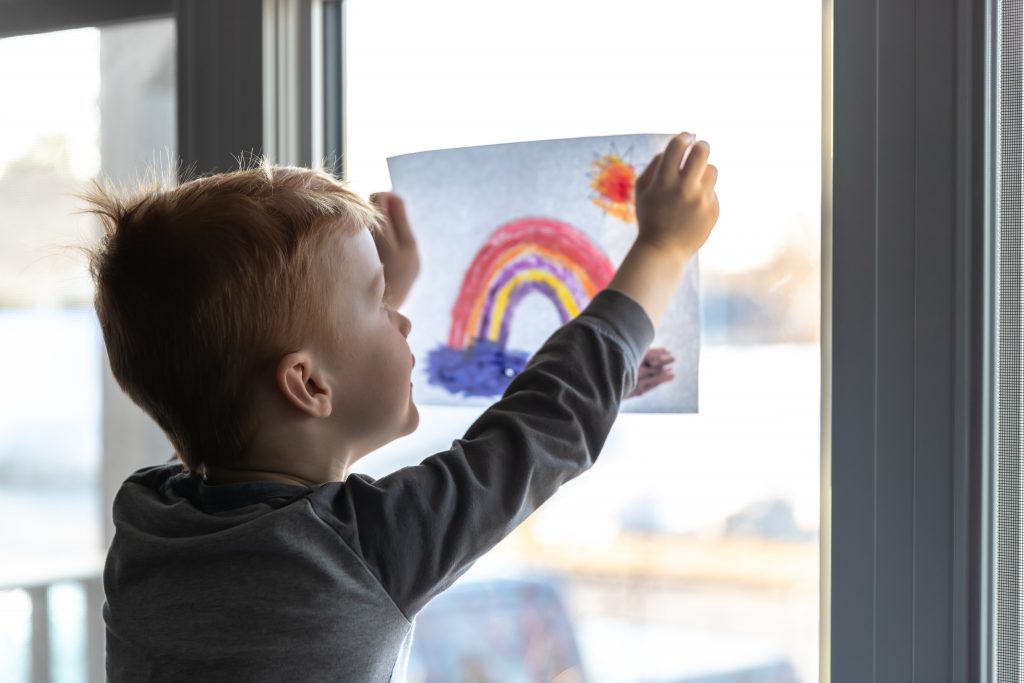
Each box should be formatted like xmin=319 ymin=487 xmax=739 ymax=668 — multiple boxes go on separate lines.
xmin=0 ymin=19 xmax=175 ymax=682
xmin=343 ymin=1 xmax=821 ymax=681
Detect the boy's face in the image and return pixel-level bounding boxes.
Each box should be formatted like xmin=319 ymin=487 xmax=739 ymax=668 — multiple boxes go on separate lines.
xmin=317 ymin=226 xmax=418 ymax=455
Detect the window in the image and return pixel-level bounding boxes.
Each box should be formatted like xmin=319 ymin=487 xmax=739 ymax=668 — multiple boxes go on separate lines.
xmin=337 ymin=1 xmax=822 ymax=681
xmin=0 ymin=18 xmax=175 ymax=682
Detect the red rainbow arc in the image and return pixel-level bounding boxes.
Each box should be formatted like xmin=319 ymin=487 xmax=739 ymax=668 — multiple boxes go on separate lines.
xmin=446 ymin=217 xmax=615 ymax=351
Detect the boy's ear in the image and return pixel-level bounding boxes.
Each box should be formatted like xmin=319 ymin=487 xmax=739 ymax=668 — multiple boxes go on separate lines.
xmin=275 ymin=351 xmax=333 ymax=418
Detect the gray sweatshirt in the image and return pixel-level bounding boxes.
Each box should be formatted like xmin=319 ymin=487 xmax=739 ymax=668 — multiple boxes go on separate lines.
xmin=103 ymin=289 xmax=654 ymax=682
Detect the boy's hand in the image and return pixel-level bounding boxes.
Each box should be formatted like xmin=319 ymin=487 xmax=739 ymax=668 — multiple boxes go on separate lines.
xmin=627 ymin=347 xmax=675 ymax=398
xmin=607 ymin=132 xmax=720 ymax=328
xmin=370 ymin=192 xmax=420 ymax=308
xmin=634 ymin=132 xmax=719 ymax=260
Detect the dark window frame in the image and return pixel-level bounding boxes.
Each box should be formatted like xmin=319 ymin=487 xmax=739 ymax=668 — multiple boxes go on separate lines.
xmin=830 ymin=0 xmax=994 ymax=680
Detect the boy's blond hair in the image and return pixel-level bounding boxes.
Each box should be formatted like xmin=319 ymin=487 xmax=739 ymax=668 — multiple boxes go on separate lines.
xmin=83 ymin=162 xmax=382 ymax=476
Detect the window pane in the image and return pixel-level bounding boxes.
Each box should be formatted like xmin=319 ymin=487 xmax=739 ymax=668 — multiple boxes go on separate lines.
xmin=0 ymin=19 xmax=175 ymax=683
xmin=341 ymin=1 xmax=821 ymax=681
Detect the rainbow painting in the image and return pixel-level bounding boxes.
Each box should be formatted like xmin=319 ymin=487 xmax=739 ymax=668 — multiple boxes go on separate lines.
xmin=427 ymin=217 xmax=615 ymax=396
xmin=388 ymin=134 xmax=700 ymax=413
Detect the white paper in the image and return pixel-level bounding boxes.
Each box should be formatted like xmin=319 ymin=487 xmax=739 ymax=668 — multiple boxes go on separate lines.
xmin=388 ymin=134 xmax=699 ymax=413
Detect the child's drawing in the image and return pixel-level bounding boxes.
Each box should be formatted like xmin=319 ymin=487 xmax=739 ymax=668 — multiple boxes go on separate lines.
xmin=590 ymin=152 xmax=638 ymax=223
xmin=388 ymin=134 xmax=700 ymax=413
xmin=427 ymin=217 xmax=615 ymax=397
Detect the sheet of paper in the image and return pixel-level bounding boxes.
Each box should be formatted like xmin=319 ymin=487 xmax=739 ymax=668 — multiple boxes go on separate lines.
xmin=388 ymin=134 xmax=699 ymax=413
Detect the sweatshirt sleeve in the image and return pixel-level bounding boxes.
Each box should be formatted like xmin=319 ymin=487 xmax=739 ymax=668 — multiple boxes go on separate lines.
xmin=309 ymin=288 xmax=655 ymax=618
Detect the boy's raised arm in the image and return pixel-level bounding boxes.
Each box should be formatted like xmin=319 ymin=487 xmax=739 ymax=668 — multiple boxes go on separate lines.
xmin=315 ymin=290 xmax=652 ymax=617
xmin=608 ymin=132 xmax=719 ymax=327
xmin=311 ymin=132 xmax=719 ymax=619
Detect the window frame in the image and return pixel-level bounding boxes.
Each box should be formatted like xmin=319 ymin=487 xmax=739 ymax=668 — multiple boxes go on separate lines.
xmin=0 ymin=0 xmax=173 ymax=39
xmin=830 ymin=0 xmax=995 ymax=680
xmin=0 ymin=0 xmax=290 ymax=542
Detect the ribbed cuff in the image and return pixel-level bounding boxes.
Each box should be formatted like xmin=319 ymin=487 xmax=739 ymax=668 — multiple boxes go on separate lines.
xmin=578 ymin=289 xmax=656 ymax=368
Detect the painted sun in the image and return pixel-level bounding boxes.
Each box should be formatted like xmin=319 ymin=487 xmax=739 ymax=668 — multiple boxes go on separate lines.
xmin=590 ymin=153 xmax=636 ymax=223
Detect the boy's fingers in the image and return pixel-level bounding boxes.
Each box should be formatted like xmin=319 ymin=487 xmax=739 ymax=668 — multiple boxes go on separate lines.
xmin=636 ymin=153 xmax=662 ymax=193
xmin=637 ymin=364 xmax=659 ymax=381
xmin=386 ymin=195 xmax=416 ymax=247
xmin=638 ymin=357 xmax=674 ymax=381
xmin=680 ymin=141 xmax=711 ymax=188
xmin=640 ymin=357 xmax=672 ymax=375
xmin=372 ymin=226 xmax=396 ymax=252
xmin=652 ymin=347 xmax=674 ymax=363
xmin=370 ymin=193 xmax=392 ymax=232
xmin=641 ymin=347 xmax=674 ymax=367
xmin=642 ymin=347 xmax=666 ymax=361
xmin=632 ymin=370 xmax=675 ymax=397
xmin=659 ymin=132 xmax=696 ymax=182
xmin=702 ymin=164 xmax=719 ymax=190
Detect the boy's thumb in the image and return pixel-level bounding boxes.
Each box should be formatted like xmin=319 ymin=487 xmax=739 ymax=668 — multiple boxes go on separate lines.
xmin=636 ymin=153 xmax=661 ymax=192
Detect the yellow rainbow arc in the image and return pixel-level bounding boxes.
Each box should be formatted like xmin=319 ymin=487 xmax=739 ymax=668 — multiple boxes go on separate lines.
xmin=465 ymin=244 xmax=598 ymax=347
xmin=485 ymin=269 xmax=580 ymax=342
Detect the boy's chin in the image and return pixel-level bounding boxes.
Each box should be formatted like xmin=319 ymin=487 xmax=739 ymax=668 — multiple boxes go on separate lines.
xmin=381 ymin=401 xmax=419 ymax=446
xmin=401 ymin=401 xmax=420 ymax=436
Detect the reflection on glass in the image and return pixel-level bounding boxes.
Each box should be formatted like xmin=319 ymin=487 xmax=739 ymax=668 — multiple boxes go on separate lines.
xmin=344 ymin=1 xmax=821 ymax=681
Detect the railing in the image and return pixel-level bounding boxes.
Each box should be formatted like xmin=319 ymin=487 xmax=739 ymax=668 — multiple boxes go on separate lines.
xmin=1 ymin=555 xmax=105 ymax=683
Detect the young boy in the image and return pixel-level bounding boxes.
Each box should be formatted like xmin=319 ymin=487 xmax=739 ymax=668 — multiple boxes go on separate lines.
xmin=92 ymin=132 xmax=718 ymax=681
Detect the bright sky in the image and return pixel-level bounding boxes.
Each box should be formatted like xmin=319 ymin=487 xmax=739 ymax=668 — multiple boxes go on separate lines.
xmin=0 ymin=0 xmax=821 ymax=274
xmin=0 ymin=28 xmax=100 ymax=179
xmin=344 ymin=0 xmax=823 ymax=273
